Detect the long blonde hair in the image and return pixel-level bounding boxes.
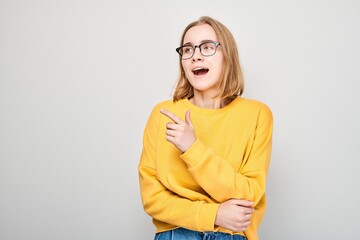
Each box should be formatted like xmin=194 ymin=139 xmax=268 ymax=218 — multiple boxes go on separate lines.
xmin=173 ymin=16 xmax=244 ymax=104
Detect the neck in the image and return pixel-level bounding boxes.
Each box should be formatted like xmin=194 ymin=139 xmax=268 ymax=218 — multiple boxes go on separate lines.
xmin=190 ymin=94 xmax=224 ymax=109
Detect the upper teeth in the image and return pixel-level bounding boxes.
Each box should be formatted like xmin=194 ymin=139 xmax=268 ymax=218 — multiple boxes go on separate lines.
xmin=193 ymin=68 xmax=204 ymax=71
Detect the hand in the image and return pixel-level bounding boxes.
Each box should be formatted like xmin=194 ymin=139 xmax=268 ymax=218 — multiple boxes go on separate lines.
xmin=215 ymin=199 xmax=254 ymax=232
xmin=160 ymin=108 xmax=196 ymax=152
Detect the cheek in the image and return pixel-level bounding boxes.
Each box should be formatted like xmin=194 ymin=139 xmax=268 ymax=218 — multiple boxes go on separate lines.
xmin=215 ymin=58 xmax=225 ymax=75
xmin=182 ymin=62 xmax=192 ymax=76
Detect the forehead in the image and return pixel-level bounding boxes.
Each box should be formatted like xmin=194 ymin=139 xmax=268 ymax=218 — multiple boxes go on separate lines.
xmin=183 ymin=24 xmax=218 ymax=44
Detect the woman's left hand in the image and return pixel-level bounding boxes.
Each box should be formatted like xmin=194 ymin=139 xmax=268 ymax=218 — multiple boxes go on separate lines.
xmin=160 ymin=108 xmax=196 ymax=152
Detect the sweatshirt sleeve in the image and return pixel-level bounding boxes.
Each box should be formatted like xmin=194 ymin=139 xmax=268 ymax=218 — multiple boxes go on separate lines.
xmin=180 ymin=104 xmax=273 ymax=205
xmin=138 ymin=105 xmax=219 ymax=231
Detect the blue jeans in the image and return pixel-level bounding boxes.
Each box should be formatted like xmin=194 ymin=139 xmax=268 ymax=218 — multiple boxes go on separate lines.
xmin=154 ymin=228 xmax=247 ymax=240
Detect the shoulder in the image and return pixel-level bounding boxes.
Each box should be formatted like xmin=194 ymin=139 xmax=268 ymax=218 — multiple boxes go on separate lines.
xmin=234 ymin=97 xmax=271 ymax=110
xmin=153 ymin=99 xmax=176 ymax=109
xmin=233 ymin=98 xmax=273 ymax=120
xmin=147 ymin=99 xmax=186 ymax=120
xmin=151 ymin=99 xmax=188 ymax=112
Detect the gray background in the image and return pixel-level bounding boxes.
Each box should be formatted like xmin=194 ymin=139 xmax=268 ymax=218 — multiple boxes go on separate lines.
xmin=1 ymin=0 xmax=359 ymax=239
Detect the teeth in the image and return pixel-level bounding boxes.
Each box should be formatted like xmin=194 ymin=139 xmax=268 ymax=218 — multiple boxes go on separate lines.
xmin=193 ymin=67 xmax=205 ymax=71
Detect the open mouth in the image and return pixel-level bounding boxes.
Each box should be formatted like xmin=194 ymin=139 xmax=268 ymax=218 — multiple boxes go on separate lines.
xmin=192 ymin=67 xmax=209 ymax=76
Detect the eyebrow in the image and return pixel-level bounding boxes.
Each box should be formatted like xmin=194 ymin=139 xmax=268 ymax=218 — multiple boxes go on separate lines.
xmin=183 ymin=39 xmax=215 ymax=46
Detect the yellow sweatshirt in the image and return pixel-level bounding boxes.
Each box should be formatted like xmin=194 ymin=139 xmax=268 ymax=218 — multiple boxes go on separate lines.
xmin=138 ymin=97 xmax=273 ymax=240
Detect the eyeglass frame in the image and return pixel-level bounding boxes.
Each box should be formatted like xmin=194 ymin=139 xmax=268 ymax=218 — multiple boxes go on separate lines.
xmin=175 ymin=41 xmax=221 ymax=60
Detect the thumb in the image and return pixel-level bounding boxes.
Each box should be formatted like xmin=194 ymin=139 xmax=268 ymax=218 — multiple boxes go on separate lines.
xmin=185 ymin=110 xmax=193 ymax=128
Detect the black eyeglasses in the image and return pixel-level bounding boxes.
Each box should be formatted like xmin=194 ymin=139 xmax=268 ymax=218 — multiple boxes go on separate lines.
xmin=176 ymin=41 xmax=221 ymax=60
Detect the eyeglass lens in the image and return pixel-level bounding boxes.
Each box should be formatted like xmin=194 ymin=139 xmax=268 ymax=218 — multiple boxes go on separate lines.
xmin=180 ymin=42 xmax=218 ymax=60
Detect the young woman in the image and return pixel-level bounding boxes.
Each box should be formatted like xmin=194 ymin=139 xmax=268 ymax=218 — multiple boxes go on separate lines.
xmin=138 ymin=16 xmax=273 ymax=240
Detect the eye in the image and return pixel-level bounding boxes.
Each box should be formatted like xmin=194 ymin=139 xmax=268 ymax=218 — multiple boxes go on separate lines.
xmin=201 ymin=42 xmax=215 ymax=50
xmin=183 ymin=46 xmax=193 ymax=54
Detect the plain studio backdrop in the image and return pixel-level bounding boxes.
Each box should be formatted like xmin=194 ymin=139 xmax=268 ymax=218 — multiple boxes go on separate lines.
xmin=1 ymin=0 xmax=359 ymax=239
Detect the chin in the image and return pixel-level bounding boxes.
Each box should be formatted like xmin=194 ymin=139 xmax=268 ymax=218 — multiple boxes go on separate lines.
xmin=190 ymin=80 xmax=218 ymax=91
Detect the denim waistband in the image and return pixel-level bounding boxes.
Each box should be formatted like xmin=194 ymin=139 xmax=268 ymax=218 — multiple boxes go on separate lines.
xmin=155 ymin=227 xmax=247 ymax=240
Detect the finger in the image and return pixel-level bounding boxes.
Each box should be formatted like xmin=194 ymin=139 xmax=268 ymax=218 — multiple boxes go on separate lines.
xmin=166 ymin=122 xmax=178 ymax=130
xmin=237 ymin=206 xmax=254 ymax=215
xmin=165 ymin=135 xmax=175 ymax=143
xmin=160 ymin=108 xmax=183 ymax=124
xmin=244 ymin=207 xmax=254 ymax=214
xmin=165 ymin=129 xmax=177 ymax=137
xmin=232 ymin=199 xmax=254 ymax=207
xmin=185 ymin=110 xmax=193 ymax=128
xmin=243 ymin=220 xmax=251 ymax=228
xmin=244 ymin=214 xmax=252 ymax=221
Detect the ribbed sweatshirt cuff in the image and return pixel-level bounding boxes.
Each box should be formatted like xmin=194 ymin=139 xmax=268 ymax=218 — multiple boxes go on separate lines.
xmin=180 ymin=139 xmax=208 ymax=168
xmin=197 ymin=203 xmax=219 ymax=231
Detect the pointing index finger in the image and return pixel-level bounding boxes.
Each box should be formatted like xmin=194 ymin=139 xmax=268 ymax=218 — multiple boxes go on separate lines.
xmin=160 ymin=108 xmax=182 ymax=124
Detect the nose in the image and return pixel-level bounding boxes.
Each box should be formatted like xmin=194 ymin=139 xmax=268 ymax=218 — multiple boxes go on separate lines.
xmin=191 ymin=46 xmax=203 ymax=62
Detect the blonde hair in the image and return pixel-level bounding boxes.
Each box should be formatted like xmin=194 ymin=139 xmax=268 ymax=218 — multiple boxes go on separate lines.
xmin=173 ymin=16 xmax=244 ymax=103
